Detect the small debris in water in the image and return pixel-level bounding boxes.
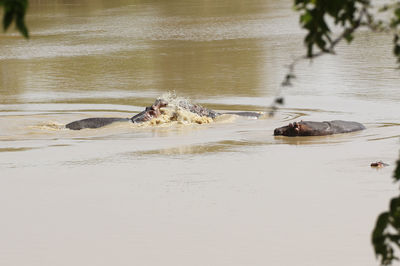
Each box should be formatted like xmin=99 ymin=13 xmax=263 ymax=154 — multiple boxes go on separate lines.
xmin=370 ymin=161 xmax=389 ymax=168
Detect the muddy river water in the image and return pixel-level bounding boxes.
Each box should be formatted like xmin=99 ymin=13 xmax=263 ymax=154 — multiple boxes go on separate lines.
xmin=1 ymin=0 xmax=400 ymax=265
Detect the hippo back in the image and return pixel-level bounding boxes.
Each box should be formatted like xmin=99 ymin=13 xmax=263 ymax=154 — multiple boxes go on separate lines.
xmin=326 ymin=120 xmax=366 ymax=134
xmin=66 ymin=117 xmax=129 ymax=130
xmin=274 ymin=120 xmax=366 ymax=136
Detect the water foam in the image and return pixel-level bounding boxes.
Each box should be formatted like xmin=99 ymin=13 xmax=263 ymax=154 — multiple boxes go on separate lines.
xmin=32 ymin=121 xmax=65 ymax=131
xmin=137 ymin=92 xmax=215 ymax=127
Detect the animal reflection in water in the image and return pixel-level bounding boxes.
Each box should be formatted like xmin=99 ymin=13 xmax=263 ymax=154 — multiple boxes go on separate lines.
xmin=66 ymin=98 xmax=263 ymax=130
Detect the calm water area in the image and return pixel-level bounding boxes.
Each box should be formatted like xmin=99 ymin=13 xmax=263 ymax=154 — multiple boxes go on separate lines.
xmin=1 ymin=0 xmax=400 ymax=265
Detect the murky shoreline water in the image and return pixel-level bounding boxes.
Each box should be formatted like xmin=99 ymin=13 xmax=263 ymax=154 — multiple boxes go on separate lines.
xmin=1 ymin=1 xmax=399 ymax=266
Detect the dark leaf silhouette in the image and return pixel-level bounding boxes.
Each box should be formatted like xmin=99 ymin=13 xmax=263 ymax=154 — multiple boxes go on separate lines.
xmin=0 ymin=0 xmax=29 ymax=38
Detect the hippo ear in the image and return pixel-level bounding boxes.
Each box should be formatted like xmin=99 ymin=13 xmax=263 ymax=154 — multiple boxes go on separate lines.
xmin=289 ymin=123 xmax=294 ymax=128
xmin=293 ymin=122 xmax=298 ymax=128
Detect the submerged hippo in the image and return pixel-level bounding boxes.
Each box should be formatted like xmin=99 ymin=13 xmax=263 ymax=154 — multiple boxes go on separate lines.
xmin=274 ymin=120 xmax=365 ymax=136
xmin=176 ymin=102 xmax=262 ymax=119
xmin=66 ymin=99 xmax=168 ymax=130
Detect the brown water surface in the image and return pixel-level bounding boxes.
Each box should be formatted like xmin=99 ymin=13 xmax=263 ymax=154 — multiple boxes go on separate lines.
xmin=0 ymin=1 xmax=399 ymax=265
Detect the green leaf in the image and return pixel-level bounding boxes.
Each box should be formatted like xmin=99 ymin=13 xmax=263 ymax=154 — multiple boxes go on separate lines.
xmin=300 ymin=11 xmax=313 ymax=25
xmin=1 ymin=0 xmax=29 ymax=38
xmin=3 ymin=10 xmax=13 ymax=31
xmin=372 ymin=212 xmax=389 ymax=243
xmin=389 ymin=198 xmax=400 ymax=215
xmin=395 ymin=8 xmax=400 ymax=19
xmin=394 ymin=44 xmax=400 ymax=57
xmin=15 ymin=14 xmax=28 ymax=38
xmin=344 ymin=32 xmax=354 ymax=43
xmin=394 ymin=157 xmax=400 ymax=181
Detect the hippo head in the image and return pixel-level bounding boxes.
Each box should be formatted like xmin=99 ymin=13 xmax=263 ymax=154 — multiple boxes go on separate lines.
xmin=131 ymin=99 xmax=169 ymax=123
xmin=154 ymin=98 xmax=168 ymax=109
xmin=149 ymin=99 xmax=168 ymax=116
xmin=274 ymin=121 xmax=311 ymax=136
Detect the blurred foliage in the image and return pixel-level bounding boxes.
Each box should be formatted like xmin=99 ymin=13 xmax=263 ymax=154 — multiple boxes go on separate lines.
xmin=294 ymin=0 xmax=368 ymax=56
xmin=0 ymin=0 xmax=29 ymax=38
xmin=293 ymin=2 xmax=400 ymax=265
xmin=282 ymin=0 xmax=400 ymax=86
xmin=294 ymin=0 xmax=400 ymax=61
xmin=372 ymin=157 xmax=400 ymax=265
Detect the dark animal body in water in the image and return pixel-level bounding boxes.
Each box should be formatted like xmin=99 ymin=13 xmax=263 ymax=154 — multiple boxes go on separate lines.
xmin=273 ymin=120 xmax=366 ymax=137
xmin=177 ymin=102 xmax=262 ymax=119
xmin=66 ymin=99 xmax=168 ymax=130
xmin=223 ymin=111 xmax=263 ymax=118
xmin=66 ymin=117 xmax=130 ymax=130
xmin=65 ymin=98 xmax=262 ymax=130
